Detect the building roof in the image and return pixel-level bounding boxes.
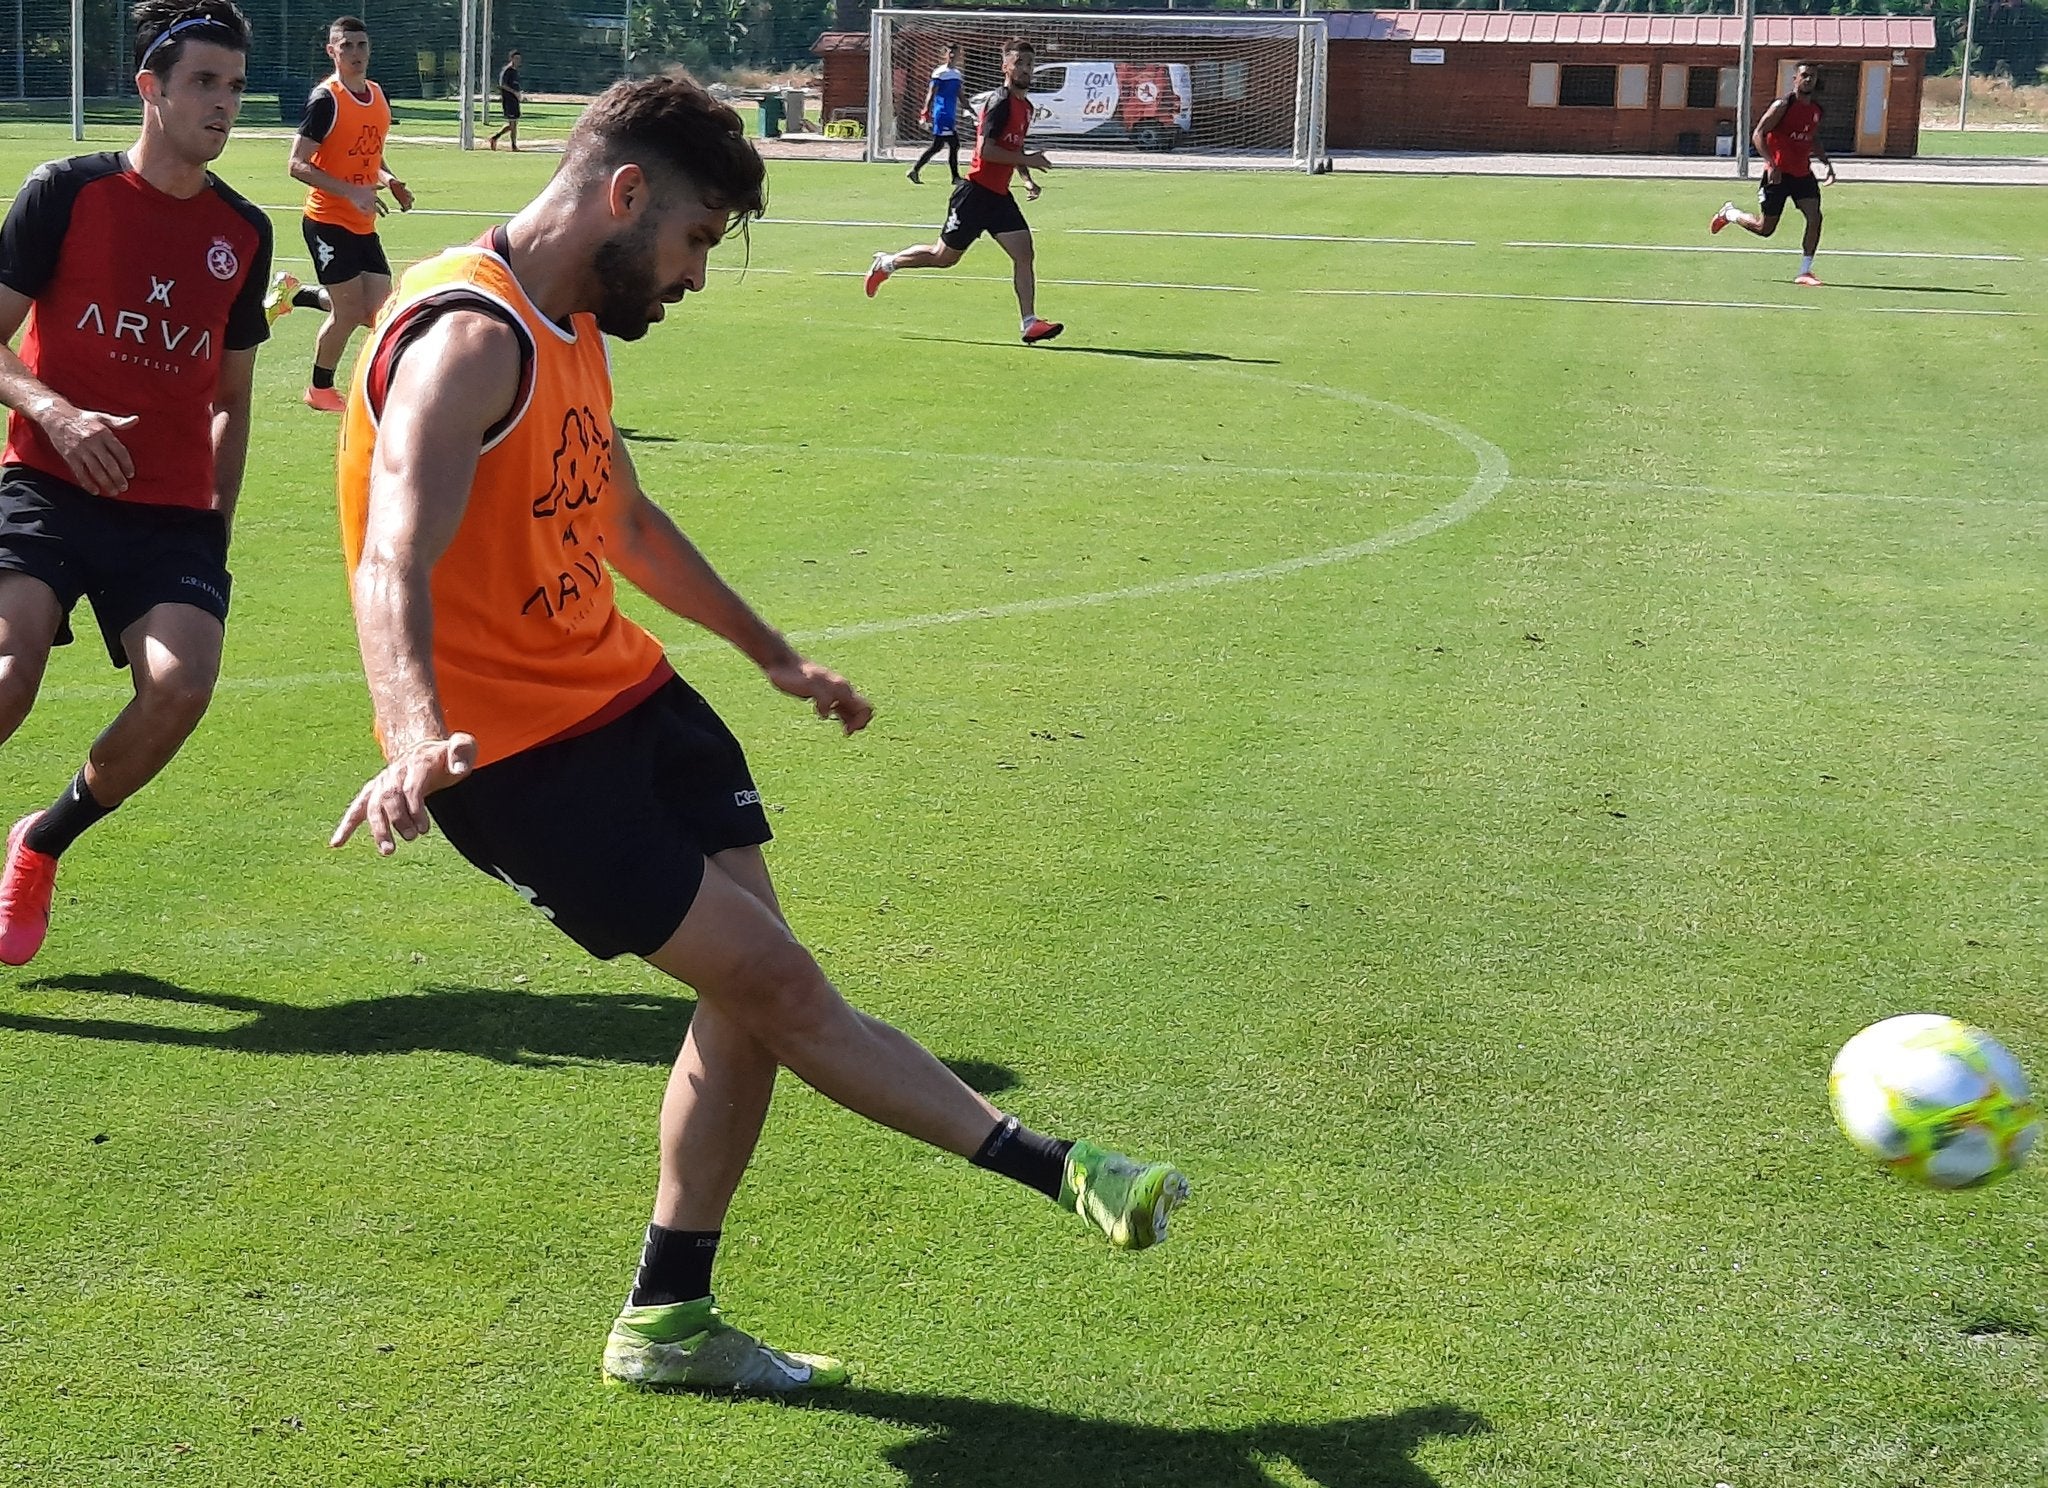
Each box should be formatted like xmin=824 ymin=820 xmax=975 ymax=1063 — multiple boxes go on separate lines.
xmin=811 ymin=30 xmax=868 ymax=56
xmin=1321 ymin=11 xmax=1935 ymax=50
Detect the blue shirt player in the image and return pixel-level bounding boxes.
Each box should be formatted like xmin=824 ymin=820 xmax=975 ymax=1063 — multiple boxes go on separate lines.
xmin=909 ymin=44 xmax=966 ymax=185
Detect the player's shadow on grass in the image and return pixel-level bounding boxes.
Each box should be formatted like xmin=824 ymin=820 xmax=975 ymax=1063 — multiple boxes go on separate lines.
xmin=899 ymin=331 xmax=1275 ymax=364
xmin=3 ymin=971 xmax=1018 ymax=1092
xmin=1823 ymin=282 xmax=2007 ymax=297
xmin=803 ymin=1392 xmax=1487 ymax=1488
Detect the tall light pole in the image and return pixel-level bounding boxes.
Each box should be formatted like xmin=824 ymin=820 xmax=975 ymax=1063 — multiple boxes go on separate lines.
xmin=1957 ymin=0 xmax=1978 ymax=130
xmin=1734 ymin=0 xmax=1755 ymax=178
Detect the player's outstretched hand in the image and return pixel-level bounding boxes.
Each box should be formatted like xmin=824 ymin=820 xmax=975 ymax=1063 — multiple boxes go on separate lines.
xmin=38 ymin=402 xmax=136 ymax=496
xmin=1025 ymin=151 xmax=1051 ymax=172
xmin=1024 ymin=179 xmax=1042 ymax=202
xmin=331 ymin=733 xmax=478 ymax=856
xmin=764 ymin=656 xmax=873 ymax=735
xmin=389 ymin=178 xmax=415 ymax=212
xmin=1822 ymin=163 xmax=1837 ymax=186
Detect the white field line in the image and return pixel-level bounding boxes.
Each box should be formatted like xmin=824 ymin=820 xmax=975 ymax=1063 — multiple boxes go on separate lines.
xmin=1298 ymin=288 xmax=2026 ymax=317
xmin=43 ymin=379 xmax=1508 ymax=700
xmin=819 ymin=269 xmax=1258 ymax=293
xmin=1506 ymin=240 xmax=2024 ymax=262
xmin=1068 ymin=229 xmax=1478 ymax=246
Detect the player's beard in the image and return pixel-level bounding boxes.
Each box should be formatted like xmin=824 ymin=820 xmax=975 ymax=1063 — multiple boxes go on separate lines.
xmin=591 ymin=217 xmax=664 ymax=341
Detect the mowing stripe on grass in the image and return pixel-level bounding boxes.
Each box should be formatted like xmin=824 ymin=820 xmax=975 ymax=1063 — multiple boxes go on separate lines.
xmin=1506 ymin=240 xmax=2025 ymax=262
xmin=820 ymin=269 xmax=1259 ymax=293
xmin=1298 ymin=288 xmax=2027 ymax=317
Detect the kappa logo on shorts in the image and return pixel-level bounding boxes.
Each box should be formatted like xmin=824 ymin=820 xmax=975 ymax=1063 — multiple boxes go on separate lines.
xmin=490 ymin=866 xmax=558 ymax=921
xmin=315 ymin=238 xmax=337 ymax=271
xmin=944 ymin=210 xmax=961 ymax=235
xmin=733 ymin=789 xmax=762 ymax=808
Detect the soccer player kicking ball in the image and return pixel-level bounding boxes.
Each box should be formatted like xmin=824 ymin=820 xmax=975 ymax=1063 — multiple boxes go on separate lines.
xmin=0 ymin=0 xmax=271 ymax=966
xmin=1711 ymin=60 xmax=1835 ymax=287
xmin=331 ymin=74 xmax=1186 ymax=1395
xmin=866 ymin=36 xmax=1063 ymax=345
xmin=265 ymin=14 xmax=412 ymax=412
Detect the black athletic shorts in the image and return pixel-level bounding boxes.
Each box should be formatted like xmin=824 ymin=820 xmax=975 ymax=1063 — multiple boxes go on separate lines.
xmin=302 ymin=215 xmax=392 ymax=285
xmin=426 ymin=675 xmax=773 ymax=960
xmin=0 ymin=465 xmax=231 ymax=666
xmin=941 ymin=179 xmax=1029 ymax=251
xmin=499 ymin=92 xmax=521 ymax=120
xmin=1758 ymin=171 xmax=1821 ymax=217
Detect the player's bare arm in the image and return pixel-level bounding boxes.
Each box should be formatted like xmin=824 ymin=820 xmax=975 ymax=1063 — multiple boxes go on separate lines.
xmin=1753 ymin=97 xmax=1789 ymax=174
xmin=0 ymin=282 xmax=136 ymax=497
xmin=606 ymin=438 xmax=872 ymax=734
xmin=332 ymin=309 xmax=521 ymax=853
xmin=290 ymin=132 xmax=381 ymax=217
xmin=1812 ymin=144 xmax=1837 ymax=184
xmin=207 ymin=347 xmax=257 ymax=536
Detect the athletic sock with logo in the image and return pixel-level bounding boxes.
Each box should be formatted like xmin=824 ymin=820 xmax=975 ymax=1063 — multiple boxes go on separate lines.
xmin=310 ymin=364 xmax=337 ymax=391
xmin=292 ymin=288 xmax=326 ymax=311
xmin=25 ymin=770 xmax=114 ymax=858
xmin=628 ymin=1224 xmax=720 ymax=1308
xmin=971 ymin=1115 xmax=1073 ymax=1200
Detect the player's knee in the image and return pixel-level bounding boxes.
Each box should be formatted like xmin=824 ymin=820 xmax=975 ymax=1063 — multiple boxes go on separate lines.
xmin=0 ymin=659 xmax=42 ymax=735
xmin=136 ymin=662 xmax=218 ymax=732
xmin=935 ymin=245 xmax=964 ymax=268
xmin=1757 ymin=217 xmax=1781 ymax=238
xmin=725 ymin=941 xmax=845 ymax=1048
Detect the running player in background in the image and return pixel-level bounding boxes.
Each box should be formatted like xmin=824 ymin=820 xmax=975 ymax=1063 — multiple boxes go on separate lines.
xmin=489 ymin=49 xmax=523 ymax=151
xmin=1711 ymin=61 xmax=1834 ymax=286
xmin=907 ymin=43 xmax=964 ymax=185
xmin=865 ymin=38 xmax=1061 ymax=345
xmin=270 ymin=15 xmax=412 ymax=411
xmin=0 ymin=0 xmax=271 ymax=965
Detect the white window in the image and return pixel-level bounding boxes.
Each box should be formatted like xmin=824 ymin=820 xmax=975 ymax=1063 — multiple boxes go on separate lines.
xmin=1717 ymin=66 xmax=1739 ymax=108
xmin=1529 ymin=62 xmax=1560 ymax=108
xmin=1660 ymin=63 xmax=1686 ymax=109
xmin=1619 ymin=64 xmax=1649 ymax=109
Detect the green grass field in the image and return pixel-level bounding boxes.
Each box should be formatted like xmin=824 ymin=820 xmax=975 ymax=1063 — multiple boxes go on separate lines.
xmin=1 ymin=134 xmax=2044 ymax=1488
xmin=1917 ymin=127 xmax=2048 ymax=157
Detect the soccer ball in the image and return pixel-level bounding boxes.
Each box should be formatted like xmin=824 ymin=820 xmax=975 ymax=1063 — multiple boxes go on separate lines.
xmin=1828 ymin=1014 xmax=2039 ymax=1189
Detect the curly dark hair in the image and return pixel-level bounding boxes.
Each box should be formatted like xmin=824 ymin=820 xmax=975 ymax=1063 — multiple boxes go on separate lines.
xmin=564 ymin=71 xmax=767 ymax=229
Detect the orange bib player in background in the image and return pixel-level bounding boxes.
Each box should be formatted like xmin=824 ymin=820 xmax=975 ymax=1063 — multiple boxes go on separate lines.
xmin=268 ymin=14 xmax=412 ymax=412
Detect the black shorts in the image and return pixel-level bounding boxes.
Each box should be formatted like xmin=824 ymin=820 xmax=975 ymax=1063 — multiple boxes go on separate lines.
xmin=499 ymin=94 xmax=521 ymax=120
xmin=1758 ymin=172 xmax=1821 ymax=217
xmin=0 ymin=466 xmax=231 ymax=666
xmin=426 ymin=676 xmax=773 ymax=960
xmin=941 ymin=179 xmax=1029 ymax=251
xmin=301 ymin=215 xmax=391 ymax=285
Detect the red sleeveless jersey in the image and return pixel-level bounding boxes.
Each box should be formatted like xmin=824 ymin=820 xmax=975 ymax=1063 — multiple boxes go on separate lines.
xmin=1767 ymin=96 xmax=1822 ymax=175
xmin=968 ymin=91 xmax=1032 ymax=196
xmin=0 ymin=152 xmax=272 ymax=509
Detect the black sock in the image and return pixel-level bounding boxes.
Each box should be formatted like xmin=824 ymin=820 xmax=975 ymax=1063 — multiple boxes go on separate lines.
xmin=24 ymin=770 xmax=113 ymax=858
xmin=629 ymin=1224 xmax=719 ymax=1308
xmin=947 ymin=136 xmax=960 ymax=178
xmin=972 ymin=1115 xmax=1073 ymax=1201
xmin=310 ymin=364 xmax=336 ymax=391
xmin=292 ymin=287 xmax=325 ymax=311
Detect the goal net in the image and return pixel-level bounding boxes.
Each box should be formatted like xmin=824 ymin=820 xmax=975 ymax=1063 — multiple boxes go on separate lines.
xmin=867 ymin=9 xmax=1328 ymax=172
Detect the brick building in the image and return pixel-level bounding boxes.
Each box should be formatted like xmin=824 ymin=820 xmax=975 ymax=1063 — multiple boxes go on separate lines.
xmin=1324 ymin=12 xmax=1936 ymax=158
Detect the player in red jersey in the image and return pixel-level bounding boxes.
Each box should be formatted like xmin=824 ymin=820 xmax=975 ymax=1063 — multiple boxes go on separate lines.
xmin=0 ymin=0 xmax=272 ymax=965
xmin=1711 ymin=61 xmax=1836 ymax=286
xmin=863 ymin=37 xmax=1063 ymax=345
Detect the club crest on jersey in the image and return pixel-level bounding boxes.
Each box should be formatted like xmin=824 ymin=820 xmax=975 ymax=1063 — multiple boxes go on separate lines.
xmin=206 ymin=236 xmax=238 ymax=281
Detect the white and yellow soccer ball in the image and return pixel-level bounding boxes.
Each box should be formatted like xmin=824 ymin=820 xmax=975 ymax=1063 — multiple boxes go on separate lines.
xmin=1829 ymin=1014 xmax=2040 ymax=1189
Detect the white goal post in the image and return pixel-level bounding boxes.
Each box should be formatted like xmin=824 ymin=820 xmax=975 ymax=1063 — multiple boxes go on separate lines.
xmin=867 ymin=8 xmax=1328 ymax=174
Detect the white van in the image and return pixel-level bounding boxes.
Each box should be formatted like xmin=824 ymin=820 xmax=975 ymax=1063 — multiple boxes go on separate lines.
xmin=1023 ymin=60 xmax=1193 ymax=151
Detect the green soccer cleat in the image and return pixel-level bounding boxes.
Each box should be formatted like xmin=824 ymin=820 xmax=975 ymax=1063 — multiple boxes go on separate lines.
xmin=1059 ymin=1139 xmax=1190 ymax=1250
xmin=262 ymin=269 xmax=302 ymax=327
xmin=602 ymin=1298 xmax=849 ymax=1394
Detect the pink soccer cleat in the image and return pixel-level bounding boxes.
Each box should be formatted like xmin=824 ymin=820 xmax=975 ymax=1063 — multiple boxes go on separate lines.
xmin=0 ymin=813 xmax=58 ymax=966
